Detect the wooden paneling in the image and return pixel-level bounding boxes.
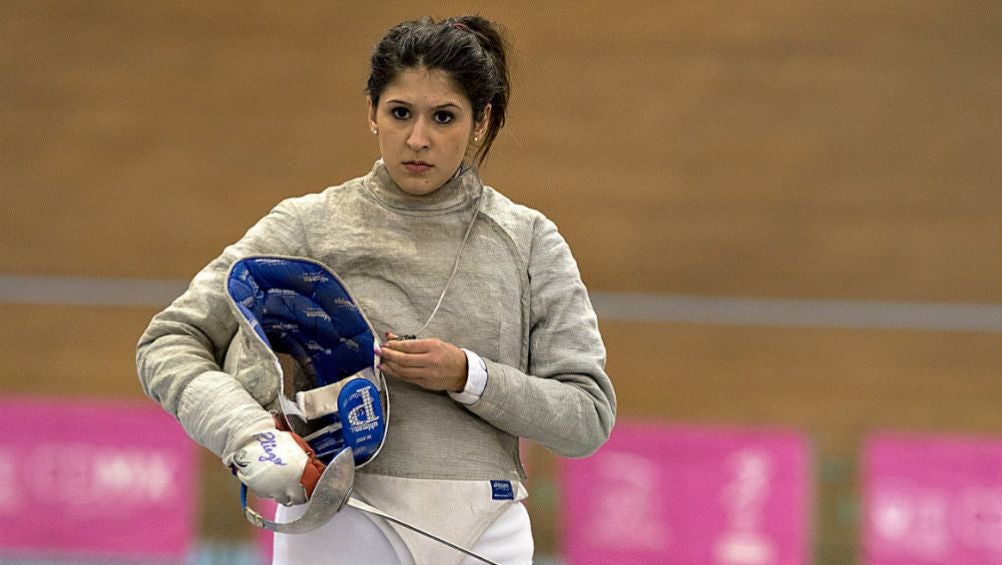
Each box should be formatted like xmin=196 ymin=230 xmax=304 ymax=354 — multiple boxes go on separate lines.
xmin=600 ymin=321 xmax=1002 ymax=436
xmin=0 ymin=303 xmax=157 ymax=398
xmin=3 ymin=1 xmax=999 ymax=301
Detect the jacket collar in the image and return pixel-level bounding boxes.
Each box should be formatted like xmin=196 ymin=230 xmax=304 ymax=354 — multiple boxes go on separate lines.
xmin=363 ymin=160 xmax=483 ymax=213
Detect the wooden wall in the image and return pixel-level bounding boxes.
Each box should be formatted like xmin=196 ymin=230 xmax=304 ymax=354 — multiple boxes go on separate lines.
xmin=2 ymin=2 xmax=1000 ymax=563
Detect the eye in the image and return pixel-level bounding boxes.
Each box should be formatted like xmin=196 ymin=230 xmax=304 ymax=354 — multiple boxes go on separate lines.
xmin=390 ymin=107 xmax=410 ymax=120
xmin=433 ymin=111 xmax=455 ymax=124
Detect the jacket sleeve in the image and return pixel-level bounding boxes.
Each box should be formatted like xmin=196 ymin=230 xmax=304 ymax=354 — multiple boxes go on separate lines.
xmin=136 ymin=199 xmax=308 ymax=458
xmin=466 ymin=216 xmax=617 ymax=458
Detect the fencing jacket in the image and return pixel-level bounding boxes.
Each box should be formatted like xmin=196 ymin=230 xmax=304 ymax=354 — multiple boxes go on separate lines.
xmin=137 ymin=158 xmax=616 ymax=484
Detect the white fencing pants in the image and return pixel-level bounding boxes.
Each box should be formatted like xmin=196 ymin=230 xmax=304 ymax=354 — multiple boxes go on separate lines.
xmin=272 ymin=498 xmax=533 ymax=564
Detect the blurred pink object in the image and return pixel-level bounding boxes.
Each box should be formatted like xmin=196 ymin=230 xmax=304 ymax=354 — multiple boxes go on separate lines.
xmin=0 ymin=396 xmax=197 ymax=561
xmin=561 ymin=421 xmax=812 ymax=565
xmin=255 ymin=497 xmax=278 ymax=559
xmin=862 ymin=431 xmax=1002 ymax=565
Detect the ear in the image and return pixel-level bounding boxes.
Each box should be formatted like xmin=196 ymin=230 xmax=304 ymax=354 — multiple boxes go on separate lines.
xmin=367 ymin=96 xmax=378 ymax=132
xmin=474 ymin=104 xmax=492 ymax=140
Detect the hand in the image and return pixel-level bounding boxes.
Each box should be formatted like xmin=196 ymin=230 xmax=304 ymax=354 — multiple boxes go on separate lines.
xmin=377 ymin=332 xmax=468 ymax=393
xmin=226 ymin=428 xmax=325 ymax=506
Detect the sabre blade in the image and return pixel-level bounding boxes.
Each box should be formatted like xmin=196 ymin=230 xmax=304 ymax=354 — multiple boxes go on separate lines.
xmin=345 ymin=498 xmax=500 ymax=565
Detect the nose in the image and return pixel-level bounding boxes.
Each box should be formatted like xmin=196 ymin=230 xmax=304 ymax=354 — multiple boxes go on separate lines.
xmin=406 ymin=117 xmax=431 ymax=151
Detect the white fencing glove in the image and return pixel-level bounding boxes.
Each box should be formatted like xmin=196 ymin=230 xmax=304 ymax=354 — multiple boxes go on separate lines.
xmin=225 ymin=425 xmax=325 ymax=506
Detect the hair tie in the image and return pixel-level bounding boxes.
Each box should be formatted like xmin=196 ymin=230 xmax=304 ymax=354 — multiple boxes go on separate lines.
xmin=453 ymin=22 xmax=471 ymax=32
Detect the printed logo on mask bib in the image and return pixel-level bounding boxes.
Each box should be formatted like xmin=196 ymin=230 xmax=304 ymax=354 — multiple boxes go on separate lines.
xmin=338 ymin=379 xmax=385 ymax=463
xmin=347 ymin=385 xmax=378 ymax=430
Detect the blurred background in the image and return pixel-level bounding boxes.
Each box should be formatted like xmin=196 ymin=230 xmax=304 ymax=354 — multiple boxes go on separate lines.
xmin=1 ymin=1 xmax=1000 ymax=564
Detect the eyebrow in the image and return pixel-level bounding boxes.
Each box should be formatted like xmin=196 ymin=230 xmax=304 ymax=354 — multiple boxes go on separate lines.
xmin=384 ymin=99 xmax=463 ymax=111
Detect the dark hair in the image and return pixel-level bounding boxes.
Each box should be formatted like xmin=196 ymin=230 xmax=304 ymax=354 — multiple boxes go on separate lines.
xmin=367 ymin=15 xmax=511 ymax=166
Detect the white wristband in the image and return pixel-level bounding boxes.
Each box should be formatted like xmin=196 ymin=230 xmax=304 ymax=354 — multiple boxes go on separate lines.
xmin=449 ymin=349 xmax=488 ymax=405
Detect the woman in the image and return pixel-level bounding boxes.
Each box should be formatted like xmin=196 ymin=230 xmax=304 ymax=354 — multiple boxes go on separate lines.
xmin=137 ymin=15 xmax=616 ymax=565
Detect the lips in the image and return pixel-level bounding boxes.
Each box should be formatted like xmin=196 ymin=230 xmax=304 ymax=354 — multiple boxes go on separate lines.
xmin=402 ymin=160 xmax=433 ymax=173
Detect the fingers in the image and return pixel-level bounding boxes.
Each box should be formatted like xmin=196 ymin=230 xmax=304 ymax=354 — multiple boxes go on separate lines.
xmin=379 ymin=334 xmax=451 ymax=366
xmin=378 ymin=352 xmax=421 ymax=372
xmin=380 ymin=361 xmax=434 ymax=381
xmin=378 ymin=356 xmax=442 ymax=390
xmin=380 ymin=338 xmax=425 ymax=355
xmin=378 ymin=340 xmax=432 ymax=367
xmin=375 ymin=333 xmax=467 ymax=392
xmin=379 ymin=348 xmax=439 ymax=381
xmin=385 ymin=331 xmax=416 ymax=342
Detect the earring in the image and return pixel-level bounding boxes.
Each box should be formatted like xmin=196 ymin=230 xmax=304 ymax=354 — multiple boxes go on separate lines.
xmin=372 ymin=128 xmax=378 ymax=135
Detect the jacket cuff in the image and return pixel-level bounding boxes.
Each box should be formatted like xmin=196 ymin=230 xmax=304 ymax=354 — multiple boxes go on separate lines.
xmin=449 ymin=348 xmax=489 ymax=405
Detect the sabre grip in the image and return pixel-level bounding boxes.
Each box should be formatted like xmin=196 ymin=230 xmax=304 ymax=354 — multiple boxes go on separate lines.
xmin=275 ymin=417 xmax=326 ymax=499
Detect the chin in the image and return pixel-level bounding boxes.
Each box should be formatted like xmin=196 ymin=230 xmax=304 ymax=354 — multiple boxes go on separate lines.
xmin=393 ymin=173 xmax=446 ymax=196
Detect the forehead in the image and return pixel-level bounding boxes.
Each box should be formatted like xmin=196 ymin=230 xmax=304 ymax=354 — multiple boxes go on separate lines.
xmin=379 ymin=66 xmax=471 ymax=109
